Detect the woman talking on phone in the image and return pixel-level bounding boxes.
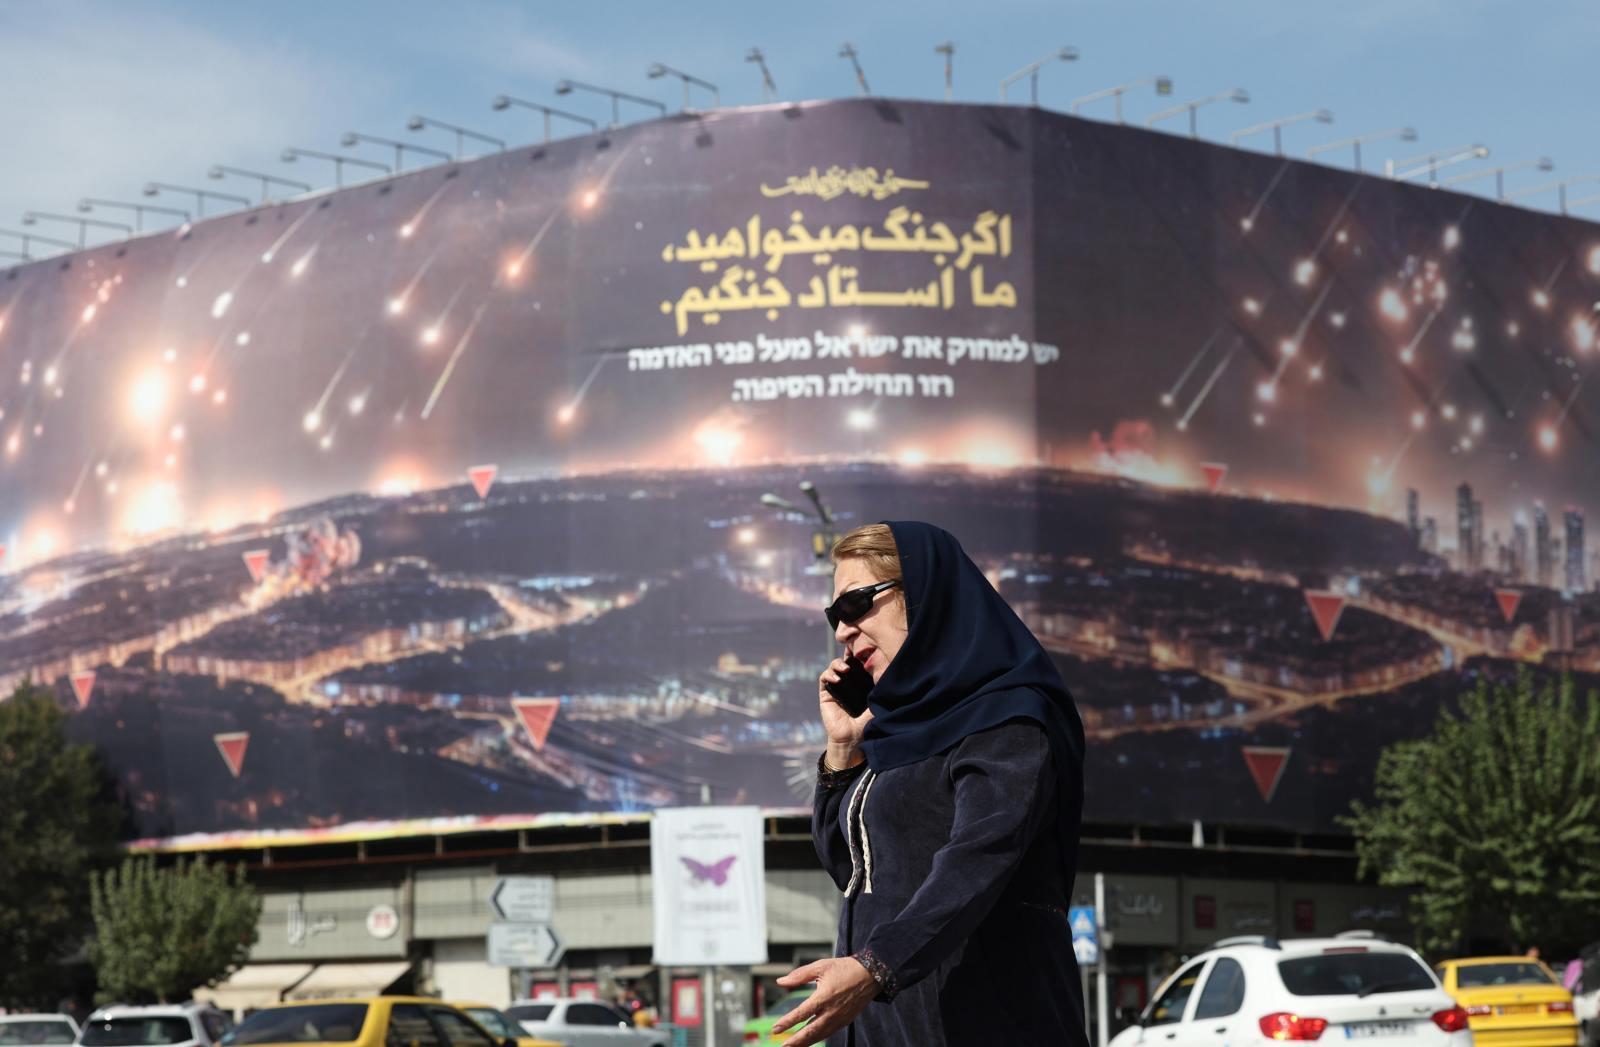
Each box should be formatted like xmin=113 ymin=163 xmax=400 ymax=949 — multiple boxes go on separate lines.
xmin=771 ymin=520 xmax=1088 ymax=1047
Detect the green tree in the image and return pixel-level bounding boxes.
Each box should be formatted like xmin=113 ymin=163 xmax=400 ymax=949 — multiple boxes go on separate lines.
xmin=1345 ymin=670 xmax=1600 ymax=954
xmin=0 ymin=680 xmax=118 ymax=1009
xmin=89 ymin=856 xmax=262 ymax=1004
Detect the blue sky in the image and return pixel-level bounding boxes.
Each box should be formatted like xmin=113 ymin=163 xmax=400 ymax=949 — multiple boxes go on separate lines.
xmin=0 ymin=0 xmax=1594 ymax=247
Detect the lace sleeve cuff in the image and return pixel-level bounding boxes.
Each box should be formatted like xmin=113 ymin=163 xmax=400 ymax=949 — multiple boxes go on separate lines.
xmin=816 ymin=751 xmax=868 ymax=790
xmin=853 ymin=946 xmax=899 ymax=1000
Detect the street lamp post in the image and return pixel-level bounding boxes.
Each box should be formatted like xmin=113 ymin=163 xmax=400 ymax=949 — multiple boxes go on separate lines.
xmin=1146 ymin=88 xmax=1250 ymax=138
xmin=78 ymin=198 xmax=190 ymax=233
xmin=0 ymin=227 xmax=78 ymax=260
xmin=838 ymin=42 xmax=871 ymax=97
xmin=281 ymin=147 xmax=391 ymax=188
xmin=1229 ymin=109 xmax=1333 ymax=155
xmin=999 ymin=47 xmax=1080 ymax=105
xmin=554 ymin=79 xmax=667 ymax=129
xmin=208 ymin=164 xmax=312 ymax=204
xmin=405 ymin=115 xmax=506 ymax=159
xmin=1507 ymin=174 xmax=1600 ymax=215
xmin=1441 ymin=156 xmax=1554 ymax=201
xmin=1070 ymin=75 xmax=1172 ymax=124
xmin=646 ymin=63 xmax=720 ymax=109
xmin=142 ymin=182 xmax=250 ymax=218
xmin=22 ymin=211 xmax=132 ymax=249
xmin=760 ymin=482 xmax=840 ymax=657
xmin=1306 ymin=126 xmax=1417 ymax=173
xmin=746 ymin=47 xmax=778 ymax=102
xmin=935 ymin=42 xmax=955 ymax=102
xmin=340 ymin=132 xmax=452 ymax=172
xmin=490 ymin=96 xmax=598 ymax=143
xmin=1388 ymin=145 xmax=1491 ymax=185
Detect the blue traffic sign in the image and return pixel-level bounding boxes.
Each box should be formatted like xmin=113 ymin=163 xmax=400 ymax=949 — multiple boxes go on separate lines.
xmin=1069 ymin=905 xmax=1100 ymax=965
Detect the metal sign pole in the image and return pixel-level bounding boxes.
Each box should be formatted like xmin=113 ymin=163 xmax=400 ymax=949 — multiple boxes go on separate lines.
xmin=1095 ymin=873 xmax=1110 ymax=1047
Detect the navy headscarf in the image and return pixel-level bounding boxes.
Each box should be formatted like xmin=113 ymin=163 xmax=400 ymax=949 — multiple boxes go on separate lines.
xmin=858 ymin=520 xmax=1084 ymax=800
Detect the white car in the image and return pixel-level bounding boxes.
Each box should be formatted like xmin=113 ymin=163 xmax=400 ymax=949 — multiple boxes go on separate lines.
xmin=78 ymin=1004 xmax=232 ymax=1047
xmin=505 ymin=999 xmax=666 ymax=1047
xmin=1110 ymin=933 xmax=1471 ymax=1046
xmin=0 ymin=1014 xmax=79 ymax=1046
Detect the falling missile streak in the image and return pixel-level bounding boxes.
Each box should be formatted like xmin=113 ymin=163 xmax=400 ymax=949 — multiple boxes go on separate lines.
xmin=420 ymin=302 xmax=489 ymax=420
xmin=1163 ymin=327 xmax=1221 ymax=406
xmin=1271 ymin=280 xmax=1337 ymax=384
xmin=421 ymin=283 xmax=467 ymax=347
xmin=1239 ymin=160 xmax=1293 ymax=234
xmin=400 ymin=180 xmax=455 ymax=239
xmin=1178 ymin=341 xmax=1240 ymax=429
xmin=1541 ymin=257 xmax=1568 ymax=295
xmin=65 ymin=457 xmax=94 ymax=507
xmin=500 ymin=207 xmax=563 ymax=288
xmin=307 ymin=344 xmax=362 ymax=428
xmin=260 ymin=205 xmax=321 ymax=264
xmin=388 ymin=251 xmax=440 ymax=315
xmin=1309 ymin=181 xmax=1363 ymax=260
xmin=1399 ymin=305 xmax=1445 ymax=363
xmin=1552 ymin=376 xmax=1585 ymax=430
xmin=289 ymin=242 xmax=319 ymax=279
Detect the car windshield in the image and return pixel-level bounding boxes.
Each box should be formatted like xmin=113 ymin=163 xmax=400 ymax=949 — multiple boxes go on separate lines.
xmin=81 ymin=1019 xmax=193 ymax=1046
xmin=1456 ymin=962 xmax=1557 ymax=988
xmin=0 ymin=1021 xmax=77 ymax=1045
xmin=1278 ymin=951 xmax=1436 ymax=996
xmin=222 ymin=1005 xmax=368 ymax=1045
xmin=503 ymin=1006 xmax=552 ymax=1024
xmin=463 ymin=1012 xmax=511 ymax=1038
xmin=767 ymin=994 xmax=813 ymax=1017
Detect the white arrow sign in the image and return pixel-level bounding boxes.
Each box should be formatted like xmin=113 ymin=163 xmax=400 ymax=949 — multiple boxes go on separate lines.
xmin=1074 ymin=935 xmax=1100 ymax=966
xmin=491 ymin=875 xmax=554 ymax=923
xmin=487 ymin=922 xmax=564 ymax=968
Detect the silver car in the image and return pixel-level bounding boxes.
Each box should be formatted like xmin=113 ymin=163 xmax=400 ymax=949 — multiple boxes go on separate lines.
xmin=505 ymin=999 xmax=666 ymax=1047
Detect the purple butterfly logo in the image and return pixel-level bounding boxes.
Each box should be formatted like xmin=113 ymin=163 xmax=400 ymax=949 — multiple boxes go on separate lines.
xmin=681 ymin=855 xmax=737 ymax=886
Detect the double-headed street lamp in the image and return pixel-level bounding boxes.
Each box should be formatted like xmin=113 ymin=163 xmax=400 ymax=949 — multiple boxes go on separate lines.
xmin=838 ymin=43 xmax=871 ymax=97
xmin=1147 ymin=88 xmax=1250 ymax=138
xmin=208 ymin=164 xmax=311 ymax=204
xmin=1440 ymin=156 xmax=1553 ymax=201
xmin=491 ymin=95 xmax=597 ymax=143
xmin=935 ymin=43 xmax=955 ymax=102
xmin=143 ymin=181 xmax=249 ymax=217
xmin=1000 ymin=47 xmax=1079 ymax=105
xmin=405 ymin=115 xmax=505 ymax=159
xmin=760 ymin=481 xmax=839 ymax=654
xmin=281 ymin=147 xmax=391 ymax=188
xmin=1306 ymin=126 xmax=1417 ymax=173
xmin=341 ymin=132 xmax=452 ymax=172
xmin=1388 ymin=144 xmax=1490 ymax=185
xmin=555 ymin=79 xmax=666 ymax=129
xmin=647 ymin=62 xmax=720 ymax=109
xmin=22 ymin=210 xmax=131 ymax=248
xmin=1071 ymin=75 xmax=1172 ymax=124
xmin=746 ymin=47 xmax=778 ymax=102
xmin=1507 ymin=174 xmax=1600 ymax=215
xmin=1230 ymin=109 xmax=1333 ymax=155
xmin=0 ymin=227 xmax=78 ymax=260
xmin=78 ymin=198 xmax=190 ymax=233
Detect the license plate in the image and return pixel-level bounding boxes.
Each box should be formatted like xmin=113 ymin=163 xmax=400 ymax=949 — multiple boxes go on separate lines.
xmin=1498 ymin=1004 xmax=1538 ymax=1015
xmin=1344 ymin=1020 xmax=1416 ymax=1038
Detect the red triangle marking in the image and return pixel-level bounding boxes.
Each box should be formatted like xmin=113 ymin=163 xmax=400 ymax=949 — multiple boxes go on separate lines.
xmin=1494 ymin=588 xmax=1522 ymax=624
xmin=512 ymin=697 xmax=560 ymax=751
xmin=1201 ymin=462 xmax=1228 ymax=494
xmin=1304 ymin=591 xmax=1347 ymax=642
xmin=242 ymin=549 xmax=270 ymax=584
xmin=468 ymin=464 xmax=498 ymax=500
xmin=213 ymin=731 xmax=250 ymax=778
xmin=0 ymin=543 xmax=7 ymax=564
xmin=70 ymin=670 xmax=97 ymax=709
xmin=1242 ymin=746 xmax=1292 ymax=803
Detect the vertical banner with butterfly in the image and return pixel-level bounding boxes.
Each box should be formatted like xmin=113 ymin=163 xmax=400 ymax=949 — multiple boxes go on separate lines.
xmin=650 ymin=805 xmax=769 ymax=966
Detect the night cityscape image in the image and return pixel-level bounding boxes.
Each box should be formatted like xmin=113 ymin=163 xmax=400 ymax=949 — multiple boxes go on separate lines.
xmin=5 ymin=99 xmax=1600 ymax=849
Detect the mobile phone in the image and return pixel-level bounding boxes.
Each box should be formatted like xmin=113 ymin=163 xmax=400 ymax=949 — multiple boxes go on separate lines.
xmin=825 ymin=655 xmax=874 ymax=717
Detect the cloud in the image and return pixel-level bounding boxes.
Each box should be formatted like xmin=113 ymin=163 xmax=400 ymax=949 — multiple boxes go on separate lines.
xmin=0 ymin=2 xmax=389 ymax=240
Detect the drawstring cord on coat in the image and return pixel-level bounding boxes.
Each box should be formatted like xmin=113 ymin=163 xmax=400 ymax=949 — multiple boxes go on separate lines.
xmin=843 ymin=769 xmax=878 ymax=896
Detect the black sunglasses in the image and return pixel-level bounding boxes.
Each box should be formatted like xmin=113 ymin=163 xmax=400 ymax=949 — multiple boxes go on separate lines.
xmin=825 ymin=580 xmax=901 ymax=629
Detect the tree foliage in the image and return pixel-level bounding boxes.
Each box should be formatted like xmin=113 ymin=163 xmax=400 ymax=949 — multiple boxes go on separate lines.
xmin=0 ymin=681 xmax=118 ymax=1009
xmin=90 ymin=856 xmax=261 ymax=1004
xmin=1345 ymin=671 xmax=1600 ymax=954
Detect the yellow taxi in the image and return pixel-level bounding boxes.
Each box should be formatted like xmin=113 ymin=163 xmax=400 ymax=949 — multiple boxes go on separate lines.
xmin=445 ymin=1003 xmax=562 ymax=1047
xmin=219 ymin=997 xmax=562 ymax=1047
xmin=1435 ymin=957 xmax=1579 ymax=1046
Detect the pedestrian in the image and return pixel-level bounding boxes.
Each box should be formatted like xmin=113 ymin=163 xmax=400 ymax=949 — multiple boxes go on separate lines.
xmin=772 ymin=520 xmax=1088 ymax=1046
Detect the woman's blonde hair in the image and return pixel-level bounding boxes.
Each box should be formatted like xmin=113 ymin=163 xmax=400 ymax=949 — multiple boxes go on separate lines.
xmin=830 ymin=523 xmax=902 ymax=583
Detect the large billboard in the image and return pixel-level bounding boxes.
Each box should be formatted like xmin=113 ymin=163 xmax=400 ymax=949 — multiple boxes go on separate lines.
xmin=4 ymin=99 xmax=1598 ymax=849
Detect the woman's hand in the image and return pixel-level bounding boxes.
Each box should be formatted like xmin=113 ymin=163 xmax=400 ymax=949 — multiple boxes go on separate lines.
xmin=771 ymin=956 xmax=879 ymax=1046
xmin=818 ymin=657 xmax=873 ymax=770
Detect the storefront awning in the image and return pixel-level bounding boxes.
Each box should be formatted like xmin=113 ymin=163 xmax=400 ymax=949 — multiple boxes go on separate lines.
xmin=285 ymin=961 xmax=412 ymax=1000
xmin=194 ymin=964 xmax=316 ymax=1013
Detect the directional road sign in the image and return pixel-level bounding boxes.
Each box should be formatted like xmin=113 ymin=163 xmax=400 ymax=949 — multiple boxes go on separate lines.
xmin=1069 ymin=905 xmax=1100 ymax=966
xmin=491 ymin=875 xmax=554 ymax=924
xmin=487 ymin=922 xmax=564 ymax=968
